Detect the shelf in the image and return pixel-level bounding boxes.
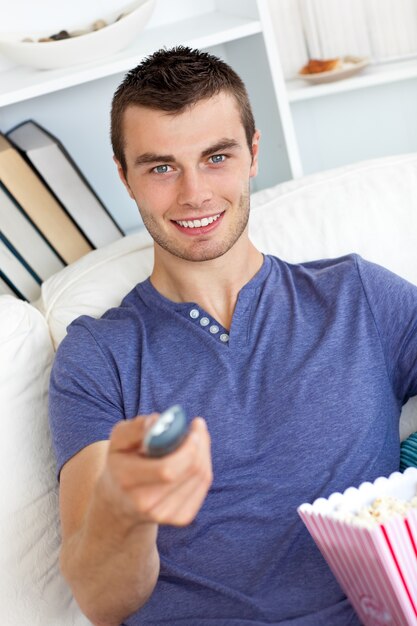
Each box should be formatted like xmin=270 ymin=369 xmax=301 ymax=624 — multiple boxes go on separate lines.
xmin=0 ymin=11 xmax=261 ymax=107
xmin=286 ymin=57 xmax=417 ymax=103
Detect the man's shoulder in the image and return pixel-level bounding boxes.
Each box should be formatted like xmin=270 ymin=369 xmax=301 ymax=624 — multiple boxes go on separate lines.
xmin=267 ymin=252 xmax=361 ymax=280
xmin=264 ymin=253 xmax=368 ymax=306
xmin=60 ymin=282 xmax=152 ymax=352
xmin=274 ymin=251 xmax=359 ymax=269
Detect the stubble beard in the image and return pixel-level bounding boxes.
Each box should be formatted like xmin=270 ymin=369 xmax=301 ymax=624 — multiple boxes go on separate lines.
xmin=138 ymin=186 xmax=251 ymax=263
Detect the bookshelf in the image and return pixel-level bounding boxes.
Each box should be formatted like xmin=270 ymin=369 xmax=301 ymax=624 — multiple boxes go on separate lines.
xmin=0 ymin=0 xmax=297 ymax=235
xmin=1 ymin=0 xmax=417 ymax=236
xmin=0 ymin=12 xmax=263 ymax=107
xmin=267 ymin=0 xmax=417 ymax=178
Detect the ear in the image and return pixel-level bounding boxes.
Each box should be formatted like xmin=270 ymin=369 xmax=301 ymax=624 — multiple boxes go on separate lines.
xmin=113 ymin=155 xmax=135 ymax=200
xmin=249 ymin=130 xmax=261 ymax=179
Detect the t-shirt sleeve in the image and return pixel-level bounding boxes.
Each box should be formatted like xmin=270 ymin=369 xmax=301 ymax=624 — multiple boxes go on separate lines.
xmin=49 ymin=317 xmax=124 ymax=478
xmin=355 ymin=255 xmax=417 ymax=404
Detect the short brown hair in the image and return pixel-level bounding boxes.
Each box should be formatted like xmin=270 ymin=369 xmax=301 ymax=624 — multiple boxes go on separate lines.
xmin=110 ymin=46 xmax=256 ymax=173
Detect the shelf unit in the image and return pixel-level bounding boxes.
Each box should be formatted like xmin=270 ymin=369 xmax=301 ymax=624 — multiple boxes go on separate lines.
xmin=261 ymin=0 xmax=417 ymax=179
xmin=1 ymin=0 xmax=296 ymax=232
xmin=1 ymin=0 xmax=417 ymax=233
xmin=284 ymin=55 xmax=417 ymax=176
xmin=0 ymin=12 xmax=262 ymax=107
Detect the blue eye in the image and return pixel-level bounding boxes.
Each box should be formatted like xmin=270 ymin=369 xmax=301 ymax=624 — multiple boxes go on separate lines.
xmin=153 ymin=164 xmax=171 ymax=174
xmin=210 ymin=154 xmax=226 ymax=164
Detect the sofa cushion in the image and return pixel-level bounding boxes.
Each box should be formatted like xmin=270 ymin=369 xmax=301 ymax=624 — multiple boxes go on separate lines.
xmin=36 ymin=228 xmax=153 ymax=349
xmin=249 ymin=152 xmax=417 ymax=284
xmin=0 ymin=295 xmax=90 ymax=625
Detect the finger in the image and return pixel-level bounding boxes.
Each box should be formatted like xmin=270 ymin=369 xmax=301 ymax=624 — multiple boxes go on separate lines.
xmin=154 ymin=433 xmax=213 ymax=526
xmin=128 ymin=421 xmax=212 ymax=519
xmin=189 ymin=416 xmax=209 ymax=437
xmin=111 ymin=417 xmax=210 ymax=489
xmin=109 ymin=414 xmax=158 ymax=452
xmin=147 ymin=467 xmax=212 ymax=526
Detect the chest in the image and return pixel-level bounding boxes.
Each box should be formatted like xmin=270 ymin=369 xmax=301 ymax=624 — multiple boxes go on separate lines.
xmin=121 ymin=292 xmax=399 ymax=498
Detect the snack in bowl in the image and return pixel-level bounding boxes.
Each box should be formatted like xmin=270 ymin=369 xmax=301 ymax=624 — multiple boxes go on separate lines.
xmin=0 ymin=0 xmax=156 ymax=70
xmin=22 ymin=16 xmax=121 ymax=43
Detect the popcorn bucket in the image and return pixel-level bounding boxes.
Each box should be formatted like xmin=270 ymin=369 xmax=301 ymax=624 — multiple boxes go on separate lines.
xmin=298 ymin=468 xmax=417 ymax=626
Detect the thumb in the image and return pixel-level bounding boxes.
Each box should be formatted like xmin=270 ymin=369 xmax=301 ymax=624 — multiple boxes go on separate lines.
xmin=109 ymin=413 xmax=159 ymax=452
xmin=189 ymin=416 xmax=209 ymax=441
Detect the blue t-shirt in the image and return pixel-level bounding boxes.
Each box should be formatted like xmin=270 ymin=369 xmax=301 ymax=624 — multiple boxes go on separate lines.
xmin=49 ymin=254 xmax=417 ymax=626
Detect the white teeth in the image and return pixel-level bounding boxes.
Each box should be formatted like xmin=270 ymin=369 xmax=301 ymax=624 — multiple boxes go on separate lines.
xmin=175 ymin=213 xmax=222 ymax=228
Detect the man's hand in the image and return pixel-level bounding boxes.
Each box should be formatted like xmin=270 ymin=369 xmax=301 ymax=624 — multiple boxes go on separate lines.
xmin=100 ymin=414 xmax=213 ymax=527
xmin=59 ymin=414 xmax=212 ymax=625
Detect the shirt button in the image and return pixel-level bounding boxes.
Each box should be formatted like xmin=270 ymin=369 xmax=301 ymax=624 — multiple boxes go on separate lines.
xmin=200 ymin=317 xmax=210 ymax=327
xmin=189 ymin=308 xmax=199 ymax=319
xmin=209 ymin=325 xmax=219 ymax=334
xmin=220 ymin=333 xmax=229 ymax=343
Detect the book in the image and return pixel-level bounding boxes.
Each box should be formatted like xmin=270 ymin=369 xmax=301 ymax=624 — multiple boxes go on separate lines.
xmin=0 ymin=133 xmax=92 ymax=265
xmin=0 ymin=275 xmax=17 ymax=297
xmin=0 ymin=234 xmax=41 ymax=301
xmin=268 ymin=0 xmax=309 ymax=79
xmin=366 ymin=0 xmax=417 ymax=61
xmin=7 ymin=121 xmax=124 ymax=248
xmin=299 ymin=0 xmax=371 ymax=59
xmin=0 ymin=182 xmax=64 ymax=282
xmin=299 ymin=0 xmax=322 ymax=58
xmin=316 ymin=0 xmax=371 ymax=58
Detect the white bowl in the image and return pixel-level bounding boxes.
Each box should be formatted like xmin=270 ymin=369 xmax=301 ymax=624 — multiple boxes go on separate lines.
xmin=0 ymin=0 xmax=155 ymax=70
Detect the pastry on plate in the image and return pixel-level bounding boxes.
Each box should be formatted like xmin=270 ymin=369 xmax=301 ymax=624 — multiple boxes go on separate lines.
xmin=300 ymin=58 xmax=342 ymax=74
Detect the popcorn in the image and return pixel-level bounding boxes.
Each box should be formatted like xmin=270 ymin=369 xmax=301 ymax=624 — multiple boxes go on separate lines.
xmin=332 ymin=494 xmax=417 ymax=528
xmin=298 ymin=468 xmax=417 ymax=626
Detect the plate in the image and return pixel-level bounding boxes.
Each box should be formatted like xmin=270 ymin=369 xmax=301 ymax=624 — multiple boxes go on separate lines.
xmin=0 ymin=0 xmax=155 ymax=70
xmin=297 ymin=56 xmax=371 ymax=84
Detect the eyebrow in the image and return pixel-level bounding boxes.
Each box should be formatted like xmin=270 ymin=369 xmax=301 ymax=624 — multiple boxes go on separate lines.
xmin=133 ymin=138 xmax=242 ymax=168
xmin=134 ymin=152 xmax=175 ymax=167
xmin=201 ymin=138 xmax=241 ymax=158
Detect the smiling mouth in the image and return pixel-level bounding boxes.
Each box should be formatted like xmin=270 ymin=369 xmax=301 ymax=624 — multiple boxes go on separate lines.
xmin=172 ymin=212 xmax=223 ymax=229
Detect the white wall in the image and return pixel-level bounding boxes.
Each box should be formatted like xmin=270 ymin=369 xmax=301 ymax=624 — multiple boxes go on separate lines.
xmin=293 ymin=79 xmax=417 ymax=175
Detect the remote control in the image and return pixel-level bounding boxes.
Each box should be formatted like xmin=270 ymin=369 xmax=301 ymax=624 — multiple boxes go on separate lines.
xmin=142 ymin=405 xmax=189 ymax=457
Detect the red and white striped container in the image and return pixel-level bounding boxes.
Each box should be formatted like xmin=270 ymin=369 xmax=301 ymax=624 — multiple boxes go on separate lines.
xmin=298 ymin=468 xmax=417 ymax=626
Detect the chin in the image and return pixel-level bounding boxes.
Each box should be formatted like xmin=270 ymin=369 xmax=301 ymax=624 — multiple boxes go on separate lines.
xmin=164 ymin=243 xmax=232 ymax=263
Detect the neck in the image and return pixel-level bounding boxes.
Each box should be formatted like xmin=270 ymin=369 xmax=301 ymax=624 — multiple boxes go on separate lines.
xmin=150 ymin=235 xmax=264 ymax=329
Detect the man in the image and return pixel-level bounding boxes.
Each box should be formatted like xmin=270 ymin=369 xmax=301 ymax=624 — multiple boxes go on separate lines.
xmin=49 ymin=47 xmax=417 ymax=626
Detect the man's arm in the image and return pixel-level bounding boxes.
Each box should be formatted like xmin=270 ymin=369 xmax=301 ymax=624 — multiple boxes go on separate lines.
xmin=59 ymin=415 xmax=212 ymax=626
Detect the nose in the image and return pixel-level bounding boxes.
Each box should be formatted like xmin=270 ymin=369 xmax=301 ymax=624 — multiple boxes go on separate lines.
xmin=177 ymin=168 xmax=213 ymax=210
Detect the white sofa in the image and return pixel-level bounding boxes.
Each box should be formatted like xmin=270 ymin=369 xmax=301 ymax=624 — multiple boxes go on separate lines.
xmin=2 ymin=153 xmax=417 ymax=625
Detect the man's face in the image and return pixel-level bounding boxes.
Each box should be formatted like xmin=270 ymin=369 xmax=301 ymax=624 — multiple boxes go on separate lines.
xmin=116 ymin=92 xmax=260 ymax=263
